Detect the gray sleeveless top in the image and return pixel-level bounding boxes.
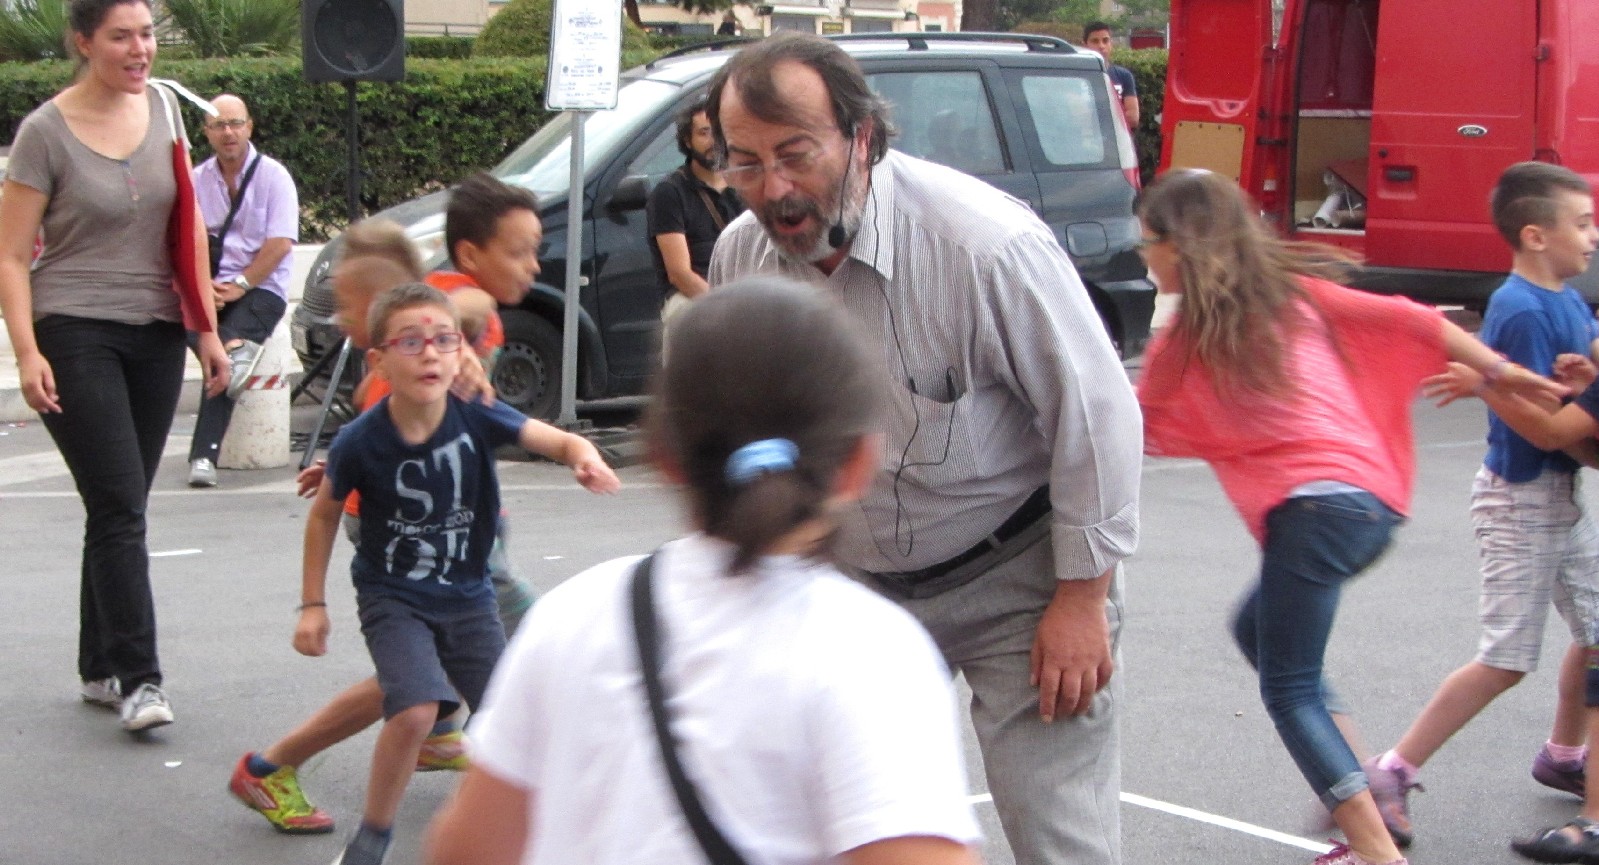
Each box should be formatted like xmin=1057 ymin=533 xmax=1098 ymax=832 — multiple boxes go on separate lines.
xmin=7 ymin=86 xmax=182 ymax=325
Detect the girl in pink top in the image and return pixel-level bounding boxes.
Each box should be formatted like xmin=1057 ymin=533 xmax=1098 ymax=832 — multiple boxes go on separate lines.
xmin=1135 ymin=170 xmax=1560 ymax=865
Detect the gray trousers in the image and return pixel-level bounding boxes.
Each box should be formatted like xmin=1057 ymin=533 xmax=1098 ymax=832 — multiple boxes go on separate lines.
xmin=869 ymin=537 xmax=1123 ymax=865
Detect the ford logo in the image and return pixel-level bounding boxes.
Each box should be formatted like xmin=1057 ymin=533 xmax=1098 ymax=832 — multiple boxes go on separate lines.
xmin=1458 ymin=124 xmax=1489 ymax=138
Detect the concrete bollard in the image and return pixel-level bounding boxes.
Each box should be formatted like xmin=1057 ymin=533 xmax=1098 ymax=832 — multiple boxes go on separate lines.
xmin=219 ymin=318 xmax=297 ymax=470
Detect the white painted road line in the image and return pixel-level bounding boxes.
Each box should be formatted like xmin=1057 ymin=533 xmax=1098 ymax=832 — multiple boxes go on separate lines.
xmin=150 ymin=549 xmax=202 ymax=558
xmin=965 ymin=791 xmax=1334 ymax=855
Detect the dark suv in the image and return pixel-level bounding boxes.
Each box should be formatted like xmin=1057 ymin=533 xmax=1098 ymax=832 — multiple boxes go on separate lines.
xmin=291 ymin=33 xmax=1155 ymax=418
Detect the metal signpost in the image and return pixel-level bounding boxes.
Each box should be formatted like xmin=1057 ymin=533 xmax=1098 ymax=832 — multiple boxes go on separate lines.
xmin=545 ymin=0 xmax=622 ymax=426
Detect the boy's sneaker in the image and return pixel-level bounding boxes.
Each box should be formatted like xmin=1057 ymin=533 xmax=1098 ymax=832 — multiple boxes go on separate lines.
xmin=331 ymin=827 xmax=391 ymax=865
xmin=416 ymin=729 xmax=469 ymax=772
xmin=1511 ymin=818 xmax=1599 ymax=864
xmin=225 ymin=340 xmax=265 ymax=399
xmin=118 ymin=683 xmax=173 ymax=732
xmin=228 ymin=754 xmax=335 ymax=834
xmin=80 ymin=678 xmax=120 ymax=709
xmin=1313 ymin=842 xmax=1408 ymax=865
xmin=1362 ymin=756 xmax=1421 ymax=848
xmin=1533 ymin=745 xmax=1588 ymax=798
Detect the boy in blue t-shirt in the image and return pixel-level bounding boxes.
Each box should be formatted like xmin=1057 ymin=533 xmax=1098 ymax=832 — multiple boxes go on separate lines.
xmin=296 ymin=283 xmax=619 ymax=865
xmin=1365 ymin=162 xmax=1599 ymax=852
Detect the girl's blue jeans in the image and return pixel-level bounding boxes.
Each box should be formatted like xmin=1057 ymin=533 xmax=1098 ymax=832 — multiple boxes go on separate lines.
xmin=1230 ymin=491 xmax=1401 ymax=811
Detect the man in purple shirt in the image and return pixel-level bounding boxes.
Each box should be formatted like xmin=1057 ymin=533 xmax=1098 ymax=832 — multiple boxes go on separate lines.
xmin=188 ymin=93 xmax=299 ymax=488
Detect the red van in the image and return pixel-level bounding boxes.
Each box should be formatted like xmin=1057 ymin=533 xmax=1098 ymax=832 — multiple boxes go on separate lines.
xmin=1158 ymin=0 xmax=1599 ymax=305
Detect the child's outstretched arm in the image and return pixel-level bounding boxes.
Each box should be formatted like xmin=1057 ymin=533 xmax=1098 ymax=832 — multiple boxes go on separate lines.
xmin=519 ymin=420 xmax=622 ymax=493
xmin=296 ymin=478 xmax=343 ymax=657
xmin=1440 ymin=319 xmax=1569 ymax=406
xmin=1424 ymin=361 xmax=1599 ymax=451
xmin=450 ymin=350 xmax=497 ymax=406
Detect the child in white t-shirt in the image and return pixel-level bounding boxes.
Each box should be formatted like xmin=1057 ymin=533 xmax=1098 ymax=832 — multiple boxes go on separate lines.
xmin=424 ymin=277 xmax=983 ymax=865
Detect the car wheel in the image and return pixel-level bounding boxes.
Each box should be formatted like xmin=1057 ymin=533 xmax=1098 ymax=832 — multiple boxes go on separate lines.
xmin=495 ymin=311 xmax=562 ymax=420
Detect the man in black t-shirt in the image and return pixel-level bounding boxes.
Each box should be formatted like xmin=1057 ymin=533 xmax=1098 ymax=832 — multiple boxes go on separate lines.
xmin=1084 ymin=22 xmax=1140 ymax=128
xmin=646 ymin=99 xmax=744 ymax=332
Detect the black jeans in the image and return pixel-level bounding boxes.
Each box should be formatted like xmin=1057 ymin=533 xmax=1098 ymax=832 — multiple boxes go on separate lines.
xmin=35 ymin=315 xmax=186 ymax=690
xmin=188 ymin=288 xmax=286 ymax=462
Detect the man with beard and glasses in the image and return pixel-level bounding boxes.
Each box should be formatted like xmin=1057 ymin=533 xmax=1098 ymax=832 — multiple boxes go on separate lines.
xmin=647 ymin=98 xmax=744 ymax=336
xmin=706 ymin=33 xmax=1142 ymax=865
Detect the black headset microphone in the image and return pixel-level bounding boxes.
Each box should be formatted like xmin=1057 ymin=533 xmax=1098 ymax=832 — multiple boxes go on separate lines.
xmin=828 ymin=126 xmax=854 ymax=249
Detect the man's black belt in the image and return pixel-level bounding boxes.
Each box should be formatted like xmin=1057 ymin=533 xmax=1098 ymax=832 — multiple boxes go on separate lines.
xmin=869 ymin=486 xmax=1051 ymax=592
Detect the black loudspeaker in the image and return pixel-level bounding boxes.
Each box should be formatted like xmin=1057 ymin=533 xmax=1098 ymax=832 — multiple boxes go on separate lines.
xmin=302 ymin=0 xmax=405 ymax=84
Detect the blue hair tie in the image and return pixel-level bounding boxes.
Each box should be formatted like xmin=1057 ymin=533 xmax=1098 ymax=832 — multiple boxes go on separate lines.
xmin=725 ymin=438 xmax=799 ymax=485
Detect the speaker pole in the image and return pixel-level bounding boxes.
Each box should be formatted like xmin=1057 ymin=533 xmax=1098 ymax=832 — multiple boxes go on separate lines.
xmin=344 ymin=80 xmax=360 ymax=223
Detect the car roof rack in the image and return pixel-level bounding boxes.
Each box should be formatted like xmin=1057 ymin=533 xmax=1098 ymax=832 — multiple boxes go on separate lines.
xmin=826 ymin=32 xmax=1077 ymax=53
xmin=645 ymin=36 xmax=757 ymax=69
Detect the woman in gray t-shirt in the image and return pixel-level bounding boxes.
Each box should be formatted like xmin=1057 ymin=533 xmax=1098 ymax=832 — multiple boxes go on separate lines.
xmin=0 ymin=0 xmax=227 ymax=736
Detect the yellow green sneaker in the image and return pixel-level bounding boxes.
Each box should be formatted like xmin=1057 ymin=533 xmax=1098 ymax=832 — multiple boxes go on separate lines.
xmin=228 ymin=753 xmax=335 ymax=834
xmin=416 ymin=730 xmax=469 ymax=772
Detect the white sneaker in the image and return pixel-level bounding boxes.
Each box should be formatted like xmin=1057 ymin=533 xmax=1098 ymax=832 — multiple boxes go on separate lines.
xmin=119 ymin=683 xmax=174 ymax=732
xmin=80 ymin=678 xmax=121 ymax=709
xmin=225 ymin=340 xmax=264 ymax=399
xmin=188 ymin=458 xmax=218 ymax=488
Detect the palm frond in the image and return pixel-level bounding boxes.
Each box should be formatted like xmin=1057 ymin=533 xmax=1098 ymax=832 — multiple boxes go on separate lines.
xmin=0 ymin=0 xmax=69 ymax=62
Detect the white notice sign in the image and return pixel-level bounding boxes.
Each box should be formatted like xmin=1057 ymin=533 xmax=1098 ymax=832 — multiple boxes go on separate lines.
xmin=546 ymin=0 xmax=622 ymax=110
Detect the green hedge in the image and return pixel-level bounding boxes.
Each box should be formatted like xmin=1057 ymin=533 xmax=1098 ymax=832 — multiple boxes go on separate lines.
xmin=407 ymin=35 xmax=475 ymax=59
xmin=1114 ymin=46 xmax=1166 ymax=182
xmin=0 ymin=53 xmax=655 ymax=240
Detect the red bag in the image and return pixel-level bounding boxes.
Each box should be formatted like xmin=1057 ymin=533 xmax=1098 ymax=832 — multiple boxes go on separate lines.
xmin=154 ymin=83 xmax=212 ymax=333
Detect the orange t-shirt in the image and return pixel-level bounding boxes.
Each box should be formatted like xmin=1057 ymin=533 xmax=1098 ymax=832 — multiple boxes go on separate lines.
xmin=342 ymin=271 xmax=506 ymax=517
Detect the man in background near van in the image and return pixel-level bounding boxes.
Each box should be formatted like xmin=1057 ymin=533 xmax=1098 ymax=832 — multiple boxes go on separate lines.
xmin=1084 ymin=22 xmax=1141 ymax=127
xmin=646 ymin=98 xmax=743 ymax=337
xmin=188 ymin=93 xmax=298 ymax=489
xmin=707 ymin=33 xmax=1142 ymax=865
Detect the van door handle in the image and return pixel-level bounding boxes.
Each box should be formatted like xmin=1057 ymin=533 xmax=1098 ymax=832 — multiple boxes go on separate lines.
xmin=1384 ymin=166 xmax=1416 ymax=183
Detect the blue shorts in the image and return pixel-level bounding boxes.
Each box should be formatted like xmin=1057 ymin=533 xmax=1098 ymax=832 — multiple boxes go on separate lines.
xmin=356 ymin=593 xmax=506 ymax=720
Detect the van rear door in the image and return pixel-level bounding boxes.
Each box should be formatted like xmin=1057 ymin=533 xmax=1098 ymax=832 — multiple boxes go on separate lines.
xmin=1160 ymin=0 xmax=1277 ymax=203
xmin=1365 ymin=2 xmax=1537 ymax=272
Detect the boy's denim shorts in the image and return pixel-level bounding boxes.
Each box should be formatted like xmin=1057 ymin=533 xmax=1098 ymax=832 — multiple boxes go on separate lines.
xmin=356 ymin=592 xmax=506 ymax=720
xmin=1471 ymin=467 xmax=1599 ymax=672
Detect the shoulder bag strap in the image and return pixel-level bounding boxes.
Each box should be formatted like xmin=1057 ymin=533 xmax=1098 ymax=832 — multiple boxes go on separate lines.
xmin=216 ymin=153 xmax=263 ymax=243
xmin=683 ymin=168 xmax=728 ymax=233
xmin=630 ymin=553 xmax=753 ymax=865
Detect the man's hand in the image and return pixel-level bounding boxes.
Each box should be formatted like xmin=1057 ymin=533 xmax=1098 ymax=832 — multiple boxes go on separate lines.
xmin=293 ymin=606 xmax=330 ymax=657
xmin=210 ymin=279 xmax=246 ymax=309
xmin=1030 ymin=571 xmax=1114 ymax=722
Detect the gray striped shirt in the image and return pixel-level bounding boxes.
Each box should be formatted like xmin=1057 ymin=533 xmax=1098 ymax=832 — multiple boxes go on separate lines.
xmin=708 ymin=151 xmax=1141 ymax=581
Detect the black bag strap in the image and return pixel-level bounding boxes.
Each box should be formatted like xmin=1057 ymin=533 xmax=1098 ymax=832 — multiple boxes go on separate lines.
xmin=682 ymin=167 xmax=729 ymax=233
xmin=630 ymin=553 xmax=753 ymax=865
xmin=217 ymin=152 xmax=263 ymax=243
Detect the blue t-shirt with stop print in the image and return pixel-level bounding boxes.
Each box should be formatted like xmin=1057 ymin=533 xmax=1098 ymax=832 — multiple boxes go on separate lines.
xmin=327 ymin=394 xmax=526 ymax=610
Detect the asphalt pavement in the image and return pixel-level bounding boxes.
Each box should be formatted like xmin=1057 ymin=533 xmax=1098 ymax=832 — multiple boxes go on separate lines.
xmin=0 ymin=376 xmax=1587 ymax=865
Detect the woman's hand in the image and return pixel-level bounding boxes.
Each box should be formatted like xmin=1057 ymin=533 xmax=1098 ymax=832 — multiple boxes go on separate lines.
xmin=16 ymin=349 xmax=60 ymax=413
xmin=196 ymin=331 xmax=230 ymax=398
